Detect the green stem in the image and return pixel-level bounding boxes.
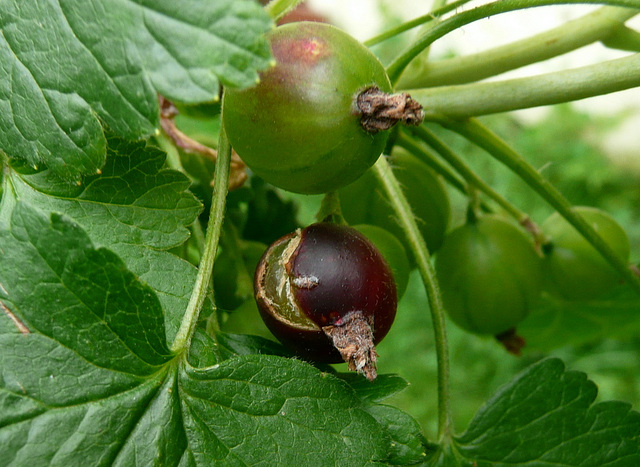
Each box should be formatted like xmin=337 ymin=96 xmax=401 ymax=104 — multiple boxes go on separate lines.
xmin=191 ymin=218 xmax=206 ymax=255
xmin=396 ymin=133 xmax=494 ymax=213
xmin=315 ymin=191 xmax=346 ymax=224
xmin=407 ymin=53 xmax=640 ymax=119
xmin=364 ymin=0 xmax=474 ymax=47
xmin=396 ymin=134 xmax=469 ymax=196
xmin=170 ymin=128 xmax=232 ymax=353
xmin=407 ymin=126 xmax=527 ymax=223
xmin=372 ymin=156 xmax=453 ymax=442
xmin=396 ymin=6 xmax=638 ymax=89
xmin=442 ymin=118 xmax=640 ymax=295
xmin=602 ymin=24 xmax=640 ymax=50
xmin=265 ymin=0 xmax=304 ymax=21
xmin=155 ymin=133 xmax=188 ymax=175
xmin=399 ymin=0 xmax=458 ymax=83
xmin=386 ymin=0 xmax=640 ymax=84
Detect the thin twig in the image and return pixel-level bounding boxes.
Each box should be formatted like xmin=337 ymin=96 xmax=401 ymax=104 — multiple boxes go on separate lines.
xmin=158 ymin=95 xmax=247 ymax=190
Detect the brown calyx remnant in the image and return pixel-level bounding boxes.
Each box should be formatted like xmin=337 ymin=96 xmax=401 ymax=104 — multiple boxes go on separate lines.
xmin=495 ymin=328 xmax=526 ymax=356
xmin=357 ymin=86 xmax=424 ymax=133
xmin=322 ymin=310 xmax=378 ymax=381
xmin=158 ymin=95 xmax=247 ymax=190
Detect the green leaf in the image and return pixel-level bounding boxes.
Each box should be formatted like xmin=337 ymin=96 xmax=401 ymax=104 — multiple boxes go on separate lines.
xmin=446 ymin=358 xmax=640 ymax=466
xmin=0 ymin=204 xmax=422 ymax=465
xmin=0 ymin=203 xmax=173 ymax=373
xmin=2 ymin=135 xmax=203 ymax=343
xmin=7 ymin=136 xmax=202 ymax=250
xmin=336 ymin=373 xmax=410 ymax=403
xmin=216 ymin=331 xmax=291 ymax=359
xmin=179 ymin=355 xmax=390 ymax=466
xmin=0 ymin=0 xmax=272 ymax=180
xmin=519 ymin=287 xmax=640 ymax=351
xmin=364 ymin=405 xmax=431 ymax=466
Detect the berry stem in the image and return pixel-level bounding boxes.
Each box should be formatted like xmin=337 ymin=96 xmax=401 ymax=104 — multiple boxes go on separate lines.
xmin=170 ymin=125 xmax=231 ymax=353
xmin=442 ymin=117 xmax=640 ymax=296
xmin=395 ymin=133 xmax=493 ymax=213
xmin=363 ymin=0 xmax=474 ymax=48
xmin=386 ymin=0 xmax=640 ymax=84
xmin=372 ymin=156 xmax=454 ymax=442
xmin=404 ymin=53 xmax=640 ymax=120
xmin=406 ymin=126 xmax=547 ymax=244
xmin=396 ymin=6 xmax=638 ymax=89
xmin=315 ymin=191 xmax=347 ymax=225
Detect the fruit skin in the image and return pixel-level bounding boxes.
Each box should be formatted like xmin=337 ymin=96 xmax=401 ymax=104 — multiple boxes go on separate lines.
xmin=339 ymin=148 xmax=450 ymax=256
xmin=542 ymin=206 xmax=630 ymax=300
xmin=223 ymin=22 xmax=392 ymax=194
xmin=435 ymin=216 xmax=542 ymax=336
xmin=254 ymin=223 xmax=397 ymax=363
xmin=352 ymin=224 xmax=410 ymax=300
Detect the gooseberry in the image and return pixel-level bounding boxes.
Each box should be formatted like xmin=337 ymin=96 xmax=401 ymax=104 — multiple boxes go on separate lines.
xmin=223 ymin=22 xmax=392 ymax=194
xmin=254 ymin=223 xmax=397 ymax=380
xmin=435 ymin=216 xmax=542 ymax=341
xmin=541 ymin=206 xmax=630 ymax=300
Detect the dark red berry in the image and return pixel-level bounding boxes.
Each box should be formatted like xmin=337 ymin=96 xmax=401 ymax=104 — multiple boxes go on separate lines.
xmin=254 ymin=223 xmax=397 ymax=380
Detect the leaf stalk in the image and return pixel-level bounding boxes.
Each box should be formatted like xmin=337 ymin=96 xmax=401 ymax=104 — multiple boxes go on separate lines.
xmin=170 ymin=127 xmax=231 ymax=353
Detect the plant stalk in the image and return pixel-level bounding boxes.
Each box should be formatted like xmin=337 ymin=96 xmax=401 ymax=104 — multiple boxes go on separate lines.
xmin=170 ymin=128 xmax=231 ymax=353
xmin=442 ymin=118 xmax=640 ymax=295
xmin=407 ymin=126 xmax=527 ymax=223
xmin=364 ymin=0 xmax=475 ymax=47
xmin=396 ymin=134 xmax=469 ymax=196
xmin=396 ymin=6 xmax=638 ymax=89
xmin=386 ymin=0 xmax=640 ymax=84
xmin=407 ymin=53 xmax=640 ymax=119
xmin=372 ymin=156 xmax=453 ymax=442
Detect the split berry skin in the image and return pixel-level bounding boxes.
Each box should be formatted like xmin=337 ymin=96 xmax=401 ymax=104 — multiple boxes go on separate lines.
xmin=254 ymin=223 xmax=398 ymax=380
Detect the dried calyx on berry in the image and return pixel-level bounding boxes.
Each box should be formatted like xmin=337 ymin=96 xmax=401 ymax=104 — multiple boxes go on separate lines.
xmin=254 ymin=223 xmax=397 ymax=380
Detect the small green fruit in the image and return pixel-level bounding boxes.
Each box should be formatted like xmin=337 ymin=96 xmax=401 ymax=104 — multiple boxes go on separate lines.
xmin=542 ymin=206 xmax=630 ymax=300
xmin=223 ymin=22 xmax=392 ymax=194
xmin=435 ymin=216 xmax=542 ymax=336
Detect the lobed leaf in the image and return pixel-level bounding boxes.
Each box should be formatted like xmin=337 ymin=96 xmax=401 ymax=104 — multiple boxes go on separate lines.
xmin=0 ymin=203 xmax=173 ymax=373
xmin=448 ymin=358 xmax=640 ymax=466
xmin=2 ymin=136 xmax=203 ymax=343
xmin=0 ymin=0 xmax=273 ymax=180
xmin=0 ymin=204 xmax=423 ymax=465
xmin=364 ymin=404 xmax=431 ymax=465
xmin=180 ymin=355 xmax=390 ymax=466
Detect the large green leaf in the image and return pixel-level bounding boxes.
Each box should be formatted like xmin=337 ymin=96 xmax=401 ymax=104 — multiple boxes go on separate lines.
xmin=1 ymin=136 xmax=203 ymax=342
xmin=0 ymin=0 xmax=272 ymax=180
xmin=0 ymin=203 xmax=427 ymax=466
xmin=430 ymin=358 xmax=640 ymax=465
